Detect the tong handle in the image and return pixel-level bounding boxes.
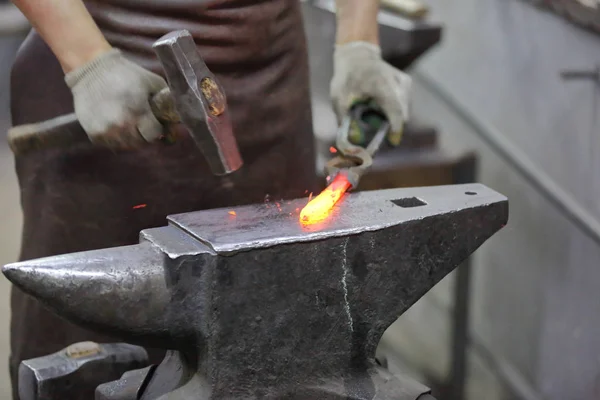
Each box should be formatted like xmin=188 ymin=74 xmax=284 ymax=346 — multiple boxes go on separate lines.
xmin=327 ymin=100 xmax=391 ymax=188
xmin=347 ymin=100 xmax=389 ymax=148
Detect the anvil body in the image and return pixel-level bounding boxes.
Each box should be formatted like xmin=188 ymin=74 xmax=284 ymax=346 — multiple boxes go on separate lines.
xmin=5 ymin=184 xmax=508 ymax=399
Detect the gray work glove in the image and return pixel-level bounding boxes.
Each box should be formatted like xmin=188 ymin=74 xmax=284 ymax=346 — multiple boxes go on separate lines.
xmin=330 ymin=42 xmax=412 ymax=146
xmin=65 ymin=49 xmax=168 ymax=149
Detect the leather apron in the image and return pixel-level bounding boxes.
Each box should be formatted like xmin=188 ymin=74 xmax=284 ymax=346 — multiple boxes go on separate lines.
xmin=9 ymin=0 xmax=316 ymax=396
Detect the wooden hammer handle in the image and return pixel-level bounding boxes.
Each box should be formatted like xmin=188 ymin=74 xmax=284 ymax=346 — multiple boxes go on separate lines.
xmin=7 ymin=88 xmax=179 ymax=156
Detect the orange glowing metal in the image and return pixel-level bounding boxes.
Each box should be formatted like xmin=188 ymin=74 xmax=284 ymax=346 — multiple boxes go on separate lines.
xmin=133 ymin=204 xmax=147 ymax=209
xmin=228 ymin=211 xmax=237 ymax=216
xmin=329 ymin=146 xmax=337 ymax=154
xmin=300 ymin=174 xmax=352 ymax=225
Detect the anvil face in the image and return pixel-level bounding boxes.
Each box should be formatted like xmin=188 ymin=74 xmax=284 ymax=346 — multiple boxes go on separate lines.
xmin=4 ymin=184 xmax=508 ymax=399
xmin=168 ymin=183 xmax=494 ymax=253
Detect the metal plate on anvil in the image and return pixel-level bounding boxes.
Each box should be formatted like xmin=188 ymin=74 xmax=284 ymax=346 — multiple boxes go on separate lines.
xmin=167 ymin=184 xmax=507 ymax=255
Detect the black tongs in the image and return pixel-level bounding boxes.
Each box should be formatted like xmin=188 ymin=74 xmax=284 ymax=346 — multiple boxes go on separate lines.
xmin=325 ymin=100 xmax=390 ymax=189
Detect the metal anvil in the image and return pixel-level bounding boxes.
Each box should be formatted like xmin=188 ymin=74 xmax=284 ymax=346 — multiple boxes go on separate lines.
xmin=4 ymin=184 xmax=508 ymax=399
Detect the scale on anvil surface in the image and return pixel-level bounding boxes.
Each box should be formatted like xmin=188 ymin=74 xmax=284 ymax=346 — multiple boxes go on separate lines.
xmin=6 ymin=184 xmax=508 ymax=400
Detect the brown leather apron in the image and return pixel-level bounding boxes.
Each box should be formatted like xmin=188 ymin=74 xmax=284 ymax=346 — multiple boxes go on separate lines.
xmin=9 ymin=1 xmax=316 ymax=396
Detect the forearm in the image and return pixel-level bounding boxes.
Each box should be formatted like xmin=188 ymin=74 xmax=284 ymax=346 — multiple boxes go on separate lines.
xmin=11 ymin=0 xmax=111 ymax=72
xmin=334 ymin=0 xmax=380 ymax=45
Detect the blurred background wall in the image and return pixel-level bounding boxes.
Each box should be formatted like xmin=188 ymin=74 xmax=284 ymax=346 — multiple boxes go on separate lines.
xmin=0 ymin=0 xmax=599 ymax=399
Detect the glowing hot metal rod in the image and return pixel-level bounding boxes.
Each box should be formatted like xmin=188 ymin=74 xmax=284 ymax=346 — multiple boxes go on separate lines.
xmin=300 ymin=101 xmax=392 ymax=225
xmin=300 ymin=174 xmax=352 ymax=225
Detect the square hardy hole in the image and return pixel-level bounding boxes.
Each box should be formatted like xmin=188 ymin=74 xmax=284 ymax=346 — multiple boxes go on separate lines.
xmin=391 ymin=197 xmax=427 ymax=208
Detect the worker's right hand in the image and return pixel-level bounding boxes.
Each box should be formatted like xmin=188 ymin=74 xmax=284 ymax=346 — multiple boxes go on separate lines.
xmin=65 ymin=48 xmax=168 ymax=149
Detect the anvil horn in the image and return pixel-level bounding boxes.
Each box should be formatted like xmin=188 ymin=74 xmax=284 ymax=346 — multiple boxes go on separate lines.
xmin=3 ymin=243 xmax=174 ymax=347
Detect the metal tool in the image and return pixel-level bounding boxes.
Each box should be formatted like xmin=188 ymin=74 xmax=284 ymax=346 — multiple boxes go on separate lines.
xmin=19 ymin=341 xmax=149 ymax=400
xmin=326 ymin=101 xmax=392 ymax=189
xmin=5 ymin=184 xmax=508 ymax=399
xmin=8 ymin=30 xmax=242 ymax=176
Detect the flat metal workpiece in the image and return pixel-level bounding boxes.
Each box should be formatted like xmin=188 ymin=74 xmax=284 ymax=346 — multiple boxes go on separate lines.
xmin=4 ymin=184 xmax=508 ymax=399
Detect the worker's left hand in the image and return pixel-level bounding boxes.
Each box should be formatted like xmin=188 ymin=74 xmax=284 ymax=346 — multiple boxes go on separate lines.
xmin=330 ymin=42 xmax=412 ymax=146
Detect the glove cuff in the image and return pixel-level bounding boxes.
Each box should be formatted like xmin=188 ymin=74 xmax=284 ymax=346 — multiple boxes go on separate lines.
xmin=334 ymin=41 xmax=382 ymax=60
xmin=64 ymin=48 xmax=123 ymax=89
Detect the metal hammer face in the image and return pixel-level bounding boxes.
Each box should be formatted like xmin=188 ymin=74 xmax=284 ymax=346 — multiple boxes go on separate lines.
xmin=4 ymin=184 xmax=508 ymax=399
xmin=153 ymin=30 xmax=242 ymax=175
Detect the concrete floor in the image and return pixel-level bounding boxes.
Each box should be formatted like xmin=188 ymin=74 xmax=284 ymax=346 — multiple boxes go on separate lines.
xmin=0 ymin=34 xmax=25 ymax=397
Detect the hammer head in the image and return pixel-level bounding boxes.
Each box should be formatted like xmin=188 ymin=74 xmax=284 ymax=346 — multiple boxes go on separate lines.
xmin=152 ymin=30 xmax=243 ymax=175
xmin=18 ymin=342 xmax=148 ymax=400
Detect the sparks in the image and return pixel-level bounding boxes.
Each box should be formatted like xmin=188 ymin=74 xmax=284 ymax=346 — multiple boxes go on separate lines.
xmin=299 ymin=174 xmax=352 ymax=225
xmin=133 ymin=204 xmax=147 ymax=209
xmin=329 ymin=146 xmax=337 ymax=153
xmin=228 ymin=211 xmax=237 ymax=216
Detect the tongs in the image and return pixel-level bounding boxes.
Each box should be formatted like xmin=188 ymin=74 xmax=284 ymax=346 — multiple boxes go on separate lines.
xmin=325 ymin=101 xmax=391 ymax=189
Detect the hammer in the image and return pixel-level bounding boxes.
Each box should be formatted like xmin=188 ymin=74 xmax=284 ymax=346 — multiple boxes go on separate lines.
xmin=18 ymin=341 xmax=149 ymax=400
xmin=7 ymin=30 xmax=243 ymax=176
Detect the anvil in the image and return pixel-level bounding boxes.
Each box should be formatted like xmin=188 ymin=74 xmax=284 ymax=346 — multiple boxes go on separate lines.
xmin=4 ymin=184 xmax=508 ymax=399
